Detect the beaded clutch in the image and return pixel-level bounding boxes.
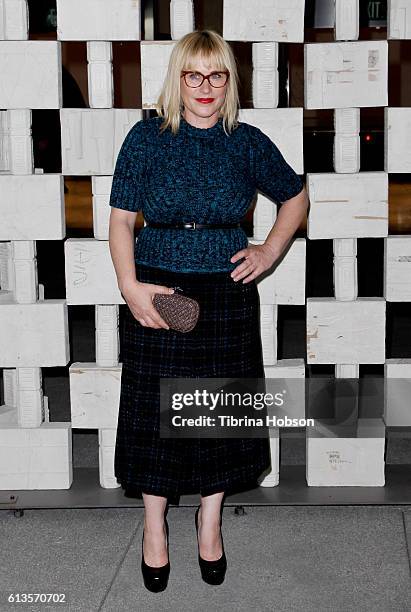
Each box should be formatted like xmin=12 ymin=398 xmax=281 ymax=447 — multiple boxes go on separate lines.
xmin=152 ymin=286 xmax=200 ymax=333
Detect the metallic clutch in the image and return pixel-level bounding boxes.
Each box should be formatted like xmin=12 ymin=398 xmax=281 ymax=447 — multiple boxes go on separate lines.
xmin=153 ymin=286 xmax=200 ymax=333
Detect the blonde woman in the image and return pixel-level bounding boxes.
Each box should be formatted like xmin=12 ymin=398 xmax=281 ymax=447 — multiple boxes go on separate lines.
xmin=109 ymin=29 xmax=308 ymax=592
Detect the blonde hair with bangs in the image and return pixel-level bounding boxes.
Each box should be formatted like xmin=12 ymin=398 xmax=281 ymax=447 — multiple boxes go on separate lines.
xmin=155 ymin=30 xmax=240 ymax=136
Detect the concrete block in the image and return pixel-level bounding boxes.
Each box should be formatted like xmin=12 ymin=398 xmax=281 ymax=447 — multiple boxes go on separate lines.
xmin=253 ymin=193 xmax=277 ymax=240
xmin=0 ymin=174 xmax=65 ymax=239
xmin=252 ymin=42 xmax=279 ymax=108
xmin=87 ymin=41 xmax=113 ymax=109
xmin=333 ymin=108 xmax=360 ymax=173
xmin=56 ymin=0 xmax=141 ymax=41
xmin=306 ymin=298 xmax=386 ymax=364
xmin=384 ymin=359 xmax=411 ymax=426
xmin=305 ymin=40 xmax=388 ymax=109
xmin=307 ymin=172 xmax=388 ymax=239
xmin=252 ymin=238 xmax=306 ymax=305
xmin=239 ymin=107 xmax=303 ymax=174
xmin=388 ymin=0 xmax=411 ymax=39
xmin=306 ymin=418 xmax=385 ymax=486
xmin=170 ymin=0 xmax=194 ymax=40
xmin=98 ymin=428 xmax=121 ymax=488
xmin=95 ymin=305 xmax=120 ymax=367
xmin=141 ymin=42 xmax=175 ymax=109
xmin=0 ymin=422 xmax=73 ymax=489
xmin=8 ymin=109 xmax=33 ymax=174
xmin=265 ymin=358 xmax=306 ymax=420
xmin=384 ymin=235 xmax=411 ymax=301
xmin=260 ymin=304 xmax=277 ymax=365
xmin=334 ymin=0 xmax=359 ymax=41
xmin=223 ymin=0 xmax=305 ymax=42
xmin=258 ymin=429 xmax=279 ymax=487
xmin=0 ymin=41 xmax=62 ymax=108
xmin=0 ymin=0 xmax=28 ymax=40
xmin=333 ymin=238 xmax=358 ymax=301
xmin=69 ymin=362 xmax=121 ymax=428
xmin=60 ymin=109 xmax=142 ymax=175
xmin=385 ymin=107 xmax=411 ymax=173
xmin=65 ymin=238 xmax=124 ymax=305
xmin=0 ymin=299 xmax=69 ymax=367
xmin=92 ymin=176 xmax=113 ymax=240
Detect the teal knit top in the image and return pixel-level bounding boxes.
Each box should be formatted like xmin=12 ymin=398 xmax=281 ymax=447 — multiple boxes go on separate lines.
xmin=109 ymin=114 xmax=303 ymax=273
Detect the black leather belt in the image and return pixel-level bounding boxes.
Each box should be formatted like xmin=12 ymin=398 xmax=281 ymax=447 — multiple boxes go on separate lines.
xmin=145 ymin=221 xmax=241 ymax=229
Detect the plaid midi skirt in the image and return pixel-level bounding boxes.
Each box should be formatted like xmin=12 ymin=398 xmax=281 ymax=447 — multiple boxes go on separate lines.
xmin=114 ymin=263 xmax=271 ymax=504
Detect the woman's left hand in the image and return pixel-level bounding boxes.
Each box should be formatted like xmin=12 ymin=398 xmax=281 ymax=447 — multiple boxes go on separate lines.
xmin=230 ymin=242 xmax=282 ymax=283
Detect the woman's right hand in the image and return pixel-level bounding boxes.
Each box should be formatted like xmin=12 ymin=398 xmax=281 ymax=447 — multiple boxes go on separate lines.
xmin=120 ymin=280 xmax=175 ymax=329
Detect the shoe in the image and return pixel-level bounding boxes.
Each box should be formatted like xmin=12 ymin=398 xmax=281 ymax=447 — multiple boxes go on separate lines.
xmin=141 ymin=518 xmax=170 ymax=592
xmin=194 ymin=504 xmax=227 ymax=585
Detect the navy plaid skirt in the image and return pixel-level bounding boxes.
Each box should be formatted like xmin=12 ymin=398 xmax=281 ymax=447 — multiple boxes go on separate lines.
xmin=114 ymin=263 xmax=271 ymax=504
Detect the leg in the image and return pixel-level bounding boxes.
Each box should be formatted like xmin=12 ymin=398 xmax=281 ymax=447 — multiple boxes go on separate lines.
xmin=142 ymin=492 xmax=168 ymax=567
xmin=197 ymin=491 xmax=225 ymax=561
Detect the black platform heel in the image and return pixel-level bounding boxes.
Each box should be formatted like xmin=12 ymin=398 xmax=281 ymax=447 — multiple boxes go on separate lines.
xmin=141 ymin=518 xmax=170 ymax=592
xmin=195 ymin=504 xmax=227 ymax=585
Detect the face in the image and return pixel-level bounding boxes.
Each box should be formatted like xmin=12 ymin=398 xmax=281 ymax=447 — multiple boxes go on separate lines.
xmin=180 ymin=55 xmax=228 ymax=126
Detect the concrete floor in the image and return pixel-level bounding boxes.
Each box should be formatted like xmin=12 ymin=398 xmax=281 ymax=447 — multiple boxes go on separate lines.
xmin=1 ymin=505 xmax=411 ymax=611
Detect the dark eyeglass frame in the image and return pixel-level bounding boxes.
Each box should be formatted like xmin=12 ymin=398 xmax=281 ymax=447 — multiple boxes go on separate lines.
xmin=180 ymin=70 xmax=230 ymax=88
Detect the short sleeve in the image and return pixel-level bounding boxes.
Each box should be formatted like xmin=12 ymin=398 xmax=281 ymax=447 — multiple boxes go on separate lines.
xmin=250 ymin=125 xmax=303 ymax=205
xmin=109 ymin=120 xmax=146 ymax=212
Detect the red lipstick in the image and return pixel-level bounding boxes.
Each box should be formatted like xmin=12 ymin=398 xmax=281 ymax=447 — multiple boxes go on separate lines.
xmin=196 ymin=98 xmax=214 ymax=104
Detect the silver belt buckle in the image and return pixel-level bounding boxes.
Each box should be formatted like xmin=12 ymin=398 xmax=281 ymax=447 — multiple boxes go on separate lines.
xmin=184 ymin=221 xmax=196 ymax=229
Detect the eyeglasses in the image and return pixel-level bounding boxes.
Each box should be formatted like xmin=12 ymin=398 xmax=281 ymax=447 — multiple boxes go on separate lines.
xmin=181 ymin=70 xmax=230 ymax=88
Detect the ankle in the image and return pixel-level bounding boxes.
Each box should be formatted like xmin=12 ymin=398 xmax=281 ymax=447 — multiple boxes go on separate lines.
xmin=144 ymin=519 xmax=166 ymax=534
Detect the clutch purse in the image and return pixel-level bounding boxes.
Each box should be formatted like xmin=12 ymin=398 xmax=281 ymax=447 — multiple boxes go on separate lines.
xmin=152 ymin=286 xmax=200 ymax=333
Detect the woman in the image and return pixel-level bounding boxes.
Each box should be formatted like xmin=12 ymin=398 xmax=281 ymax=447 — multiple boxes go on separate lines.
xmin=109 ymin=30 xmax=308 ymax=592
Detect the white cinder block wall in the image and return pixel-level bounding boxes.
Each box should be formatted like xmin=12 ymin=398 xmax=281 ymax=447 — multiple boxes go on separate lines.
xmin=0 ymin=0 xmax=409 ymax=492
